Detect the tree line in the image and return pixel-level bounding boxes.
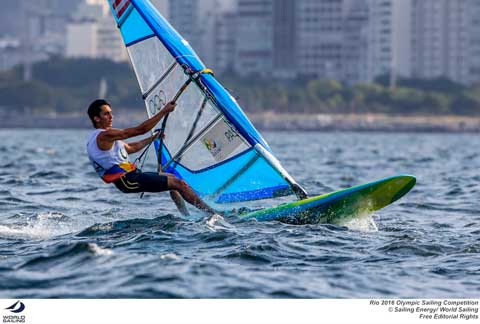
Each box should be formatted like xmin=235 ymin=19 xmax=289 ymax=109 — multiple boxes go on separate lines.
xmin=1 ymin=57 xmax=480 ymax=116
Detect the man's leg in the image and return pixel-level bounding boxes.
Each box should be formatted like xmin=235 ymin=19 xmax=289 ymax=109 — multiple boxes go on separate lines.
xmin=167 ymin=176 xmax=216 ymax=214
xmin=159 ymin=172 xmax=189 ymax=216
xmin=169 ymin=190 xmax=189 ymax=216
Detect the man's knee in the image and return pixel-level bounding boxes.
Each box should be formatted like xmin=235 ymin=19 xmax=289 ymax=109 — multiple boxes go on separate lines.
xmin=169 ymin=177 xmax=189 ymax=191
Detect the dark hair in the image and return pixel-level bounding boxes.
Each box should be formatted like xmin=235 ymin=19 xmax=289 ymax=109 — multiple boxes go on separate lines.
xmin=87 ymin=99 xmax=110 ymax=128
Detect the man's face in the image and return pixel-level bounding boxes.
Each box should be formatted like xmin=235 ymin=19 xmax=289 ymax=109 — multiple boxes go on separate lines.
xmin=95 ymin=105 xmax=113 ymax=129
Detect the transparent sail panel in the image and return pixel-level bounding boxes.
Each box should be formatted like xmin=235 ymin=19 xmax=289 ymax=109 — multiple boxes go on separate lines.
xmin=164 ymin=80 xmax=208 ymax=155
xmin=127 ymin=37 xmax=177 ymax=94
xmin=138 ymin=54 xmax=251 ymax=164
xmin=141 ymin=65 xmax=209 ymax=156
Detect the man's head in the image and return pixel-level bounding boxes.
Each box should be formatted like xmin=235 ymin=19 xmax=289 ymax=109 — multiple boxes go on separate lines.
xmin=87 ymin=99 xmax=113 ymax=129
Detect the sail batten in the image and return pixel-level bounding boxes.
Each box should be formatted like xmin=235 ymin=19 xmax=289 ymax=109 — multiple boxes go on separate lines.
xmin=142 ymin=61 xmax=177 ymax=99
xmin=107 ymin=0 xmax=306 ymax=203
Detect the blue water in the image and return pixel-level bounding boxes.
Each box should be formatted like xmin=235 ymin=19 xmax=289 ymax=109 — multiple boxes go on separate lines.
xmin=0 ymin=129 xmax=478 ymax=298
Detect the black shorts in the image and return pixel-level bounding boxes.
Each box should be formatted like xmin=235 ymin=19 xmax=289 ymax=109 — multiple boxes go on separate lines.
xmin=113 ymin=169 xmax=169 ymax=194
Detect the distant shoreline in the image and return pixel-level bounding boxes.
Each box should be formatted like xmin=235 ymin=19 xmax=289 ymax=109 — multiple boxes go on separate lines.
xmin=251 ymin=113 xmax=480 ymax=132
xmin=1 ymin=111 xmax=479 ymax=132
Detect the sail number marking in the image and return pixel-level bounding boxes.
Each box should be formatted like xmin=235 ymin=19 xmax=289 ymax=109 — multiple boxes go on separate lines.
xmin=224 ymin=128 xmax=239 ymax=143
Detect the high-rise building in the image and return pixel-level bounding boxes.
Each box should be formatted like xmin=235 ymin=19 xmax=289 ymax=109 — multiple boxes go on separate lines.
xmin=66 ymin=1 xmax=127 ymax=62
xmin=342 ymin=0 xmax=369 ymax=84
xmin=0 ymin=37 xmax=22 ymax=71
xmin=365 ymin=0 xmax=412 ymax=83
xmin=296 ymin=0 xmax=345 ymax=79
xmin=411 ymin=0 xmax=469 ymax=84
xmin=215 ymin=11 xmax=237 ymax=73
xmin=197 ymin=0 xmax=223 ymax=68
xmin=272 ymin=0 xmax=297 ymax=78
xmin=207 ymin=0 xmax=239 ymax=73
xmin=166 ymin=0 xmax=234 ymax=69
xmin=467 ymin=0 xmax=480 ymax=84
xmin=66 ymin=23 xmax=97 ymax=58
xmin=174 ymin=0 xmax=480 ymax=85
xmin=151 ymin=0 xmax=169 ymax=18
xmin=283 ymin=0 xmax=412 ymax=83
xmin=235 ymin=0 xmax=273 ymax=76
xmin=0 ymin=1 xmax=23 ymax=38
xmin=86 ymin=0 xmax=110 ymax=15
xmin=234 ymin=0 xmax=410 ymax=82
xmin=168 ymin=0 xmax=201 ymax=53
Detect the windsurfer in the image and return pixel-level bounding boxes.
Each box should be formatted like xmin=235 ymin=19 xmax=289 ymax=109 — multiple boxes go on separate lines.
xmin=86 ymin=99 xmax=217 ymax=215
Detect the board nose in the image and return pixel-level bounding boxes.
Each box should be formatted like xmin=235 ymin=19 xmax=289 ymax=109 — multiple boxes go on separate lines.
xmin=391 ymin=175 xmax=416 ymax=203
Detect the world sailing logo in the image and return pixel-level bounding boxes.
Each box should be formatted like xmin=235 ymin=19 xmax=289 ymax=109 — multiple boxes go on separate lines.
xmin=5 ymin=301 xmax=24 ymax=314
xmin=3 ymin=301 xmax=26 ymax=323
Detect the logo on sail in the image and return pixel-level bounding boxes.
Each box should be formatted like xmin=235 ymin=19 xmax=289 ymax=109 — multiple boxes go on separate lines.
xmin=202 ymin=121 xmax=242 ymax=162
xmin=203 ymin=138 xmax=218 ymax=152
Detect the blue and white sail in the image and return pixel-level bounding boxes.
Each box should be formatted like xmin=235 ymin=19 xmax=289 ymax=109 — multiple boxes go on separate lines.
xmin=107 ymin=0 xmax=307 ymax=203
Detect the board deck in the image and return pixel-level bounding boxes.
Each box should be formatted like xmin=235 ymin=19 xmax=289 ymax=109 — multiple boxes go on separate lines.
xmin=238 ymin=175 xmax=416 ymax=225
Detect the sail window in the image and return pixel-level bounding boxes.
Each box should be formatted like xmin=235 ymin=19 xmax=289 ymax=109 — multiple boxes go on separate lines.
xmin=127 ymin=37 xmax=177 ymax=94
xmin=142 ymin=61 xmax=177 ymax=100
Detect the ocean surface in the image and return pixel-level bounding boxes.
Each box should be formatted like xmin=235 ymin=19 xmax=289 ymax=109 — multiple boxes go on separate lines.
xmin=0 ymin=129 xmax=478 ymax=298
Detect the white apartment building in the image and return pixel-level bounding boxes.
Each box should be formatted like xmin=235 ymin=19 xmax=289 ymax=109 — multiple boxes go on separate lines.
xmin=0 ymin=37 xmax=22 ymax=71
xmin=65 ymin=1 xmax=127 ymax=62
xmin=0 ymin=1 xmax=23 ymax=38
xmin=151 ymin=0 xmax=169 ymax=18
xmin=467 ymin=0 xmax=480 ymax=84
xmin=232 ymin=0 xmax=480 ymax=84
xmin=215 ymin=11 xmax=237 ymax=73
xmin=66 ymin=23 xmax=97 ymax=58
xmin=272 ymin=0 xmax=297 ymax=78
xmin=197 ymin=0 xmax=224 ymax=68
xmin=291 ymin=0 xmax=411 ymax=83
xmin=234 ymin=0 xmax=274 ymax=76
xmin=296 ymin=0 xmax=344 ymax=79
xmin=167 ymin=0 xmax=235 ymax=69
xmin=168 ymin=0 xmax=201 ymax=53
xmin=365 ymin=0 xmax=412 ymax=83
xmin=411 ymin=0 xmax=469 ymax=84
xmin=98 ymin=18 xmax=128 ymax=62
xmin=200 ymin=0 xmax=239 ymax=73
xmin=234 ymin=0 xmax=413 ymax=83
xmin=342 ymin=0 xmax=369 ymax=84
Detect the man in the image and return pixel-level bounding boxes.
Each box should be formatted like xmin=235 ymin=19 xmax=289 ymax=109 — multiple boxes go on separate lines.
xmin=86 ymin=99 xmax=216 ymax=215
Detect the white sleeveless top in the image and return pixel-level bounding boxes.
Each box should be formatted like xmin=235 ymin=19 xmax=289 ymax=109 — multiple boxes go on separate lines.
xmin=86 ymin=129 xmax=134 ymax=181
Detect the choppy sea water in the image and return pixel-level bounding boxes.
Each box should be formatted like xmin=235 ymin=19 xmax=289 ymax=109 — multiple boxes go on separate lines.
xmin=0 ymin=129 xmax=478 ymax=298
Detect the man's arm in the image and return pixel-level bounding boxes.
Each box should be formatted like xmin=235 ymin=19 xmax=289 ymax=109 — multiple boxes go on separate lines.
xmin=123 ymin=132 xmax=159 ymax=154
xmin=97 ymin=102 xmax=176 ymax=150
